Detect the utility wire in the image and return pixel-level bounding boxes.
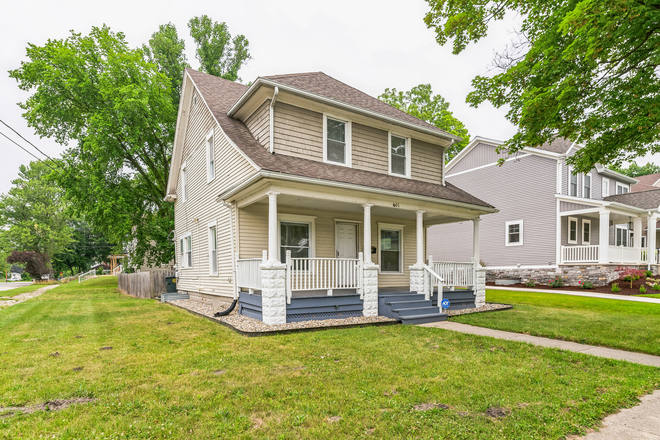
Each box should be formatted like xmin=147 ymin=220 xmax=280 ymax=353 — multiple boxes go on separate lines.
xmin=0 ymin=131 xmax=57 ymax=170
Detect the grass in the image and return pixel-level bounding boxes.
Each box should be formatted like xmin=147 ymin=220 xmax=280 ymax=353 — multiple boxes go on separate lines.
xmin=453 ymin=289 xmax=660 ymax=356
xmin=637 ymin=293 xmax=660 ymax=299
xmin=0 ymin=278 xmax=658 ymax=439
xmin=0 ymin=284 xmax=42 ymax=298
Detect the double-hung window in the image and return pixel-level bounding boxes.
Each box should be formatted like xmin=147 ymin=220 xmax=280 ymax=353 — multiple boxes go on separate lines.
xmin=583 ymin=173 xmax=591 ymax=199
xmin=582 ymin=219 xmax=591 ymax=244
xmin=602 ymin=177 xmax=610 ymax=197
xmin=180 ymin=233 xmax=192 ymax=268
xmin=206 ymin=132 xmax=215 ymax=182
xmin=208 ymin=223 xmax=217 ymax=275
xmin=568 ymin=167 xmax=578 ymax=196
xmin=181 ymin=163 xmax=188 ymax=202
xmin=616 ymin=225 xmax=629 ymax=246
xmin=505 ymin=220 xmax=523 ymax=246
xmin=323 ymin=115 xmax=351 ymax=166
xmin=568 ymin=217 xmax=578 ymax=244
xmin=389 ymin=133 xmax=410 ymax=177
xmin=616 ymin=182 xmax=630 ymax=194
xmin=280 ymin=222 xmax=311 ymax=262
xmin=379 ymin=224 xmax=403 ymax=273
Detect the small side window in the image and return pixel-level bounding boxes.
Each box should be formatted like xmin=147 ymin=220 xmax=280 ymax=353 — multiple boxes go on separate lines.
xmin=505 ymin=220 xmax=523 ymax=246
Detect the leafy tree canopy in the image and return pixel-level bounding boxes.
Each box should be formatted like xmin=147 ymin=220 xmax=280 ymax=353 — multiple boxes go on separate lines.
xmin=7 ymin=251 xmax=49 ymax=279
xmin=0 ymin=161 xmax=71 ymax=272
xmin=143 ymin=23 xmax=190 ymax=107
xmin=424 ymin=0 xmax=660 ymax=172
xmin=610 ymin=162 xmax=660 ymax=177
xmin=379 ymin=84 xmax=470 ymax=161
xmin=52 ymin=220 xmax=114 ymax=276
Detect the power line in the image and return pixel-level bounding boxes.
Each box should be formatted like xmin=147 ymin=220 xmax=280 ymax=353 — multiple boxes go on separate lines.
xmin=0 ymin=131 xmax=56 ymax=170
xmin=0 ymin=119 xmax=57 ymax=163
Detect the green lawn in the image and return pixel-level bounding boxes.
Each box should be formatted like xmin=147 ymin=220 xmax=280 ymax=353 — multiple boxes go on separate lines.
xmin=637 ymin=293 xmax=660 ymax=299
xmin=0 ymin=279 xmax=658 ymax=439
xmin=454 ymin=289 xmax=660 ymax=356
xmin=0 ymin=283 xmax=41 ymax=298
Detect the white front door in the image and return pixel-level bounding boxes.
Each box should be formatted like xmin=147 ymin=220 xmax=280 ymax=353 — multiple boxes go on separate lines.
xmin=336 ymin=223 xmax=358 ymax=259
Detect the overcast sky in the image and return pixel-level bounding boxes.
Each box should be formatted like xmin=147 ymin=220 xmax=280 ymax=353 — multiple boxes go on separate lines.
xmin=1 ymin=0 xmax=656 ymax=194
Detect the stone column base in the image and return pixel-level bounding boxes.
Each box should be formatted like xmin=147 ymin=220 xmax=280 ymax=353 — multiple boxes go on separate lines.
xmin=409 ymin=265 xmax=424 ymax=295
xmin=260 ymin=261 xmax=287 ymax=325
xmin=475 ymin=267 xmax=486 ymax=308
xmin=363 ymin=263 xmax=379 ymax=317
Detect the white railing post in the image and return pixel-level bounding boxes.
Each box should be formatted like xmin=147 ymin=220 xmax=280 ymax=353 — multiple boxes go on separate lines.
xmin=428 ymin=255 xmax=434 ymax=297
xmin=357 ymin=252 xmax=364 ymax=298
xmin=285 ymin=250 xmax=292 ymax=304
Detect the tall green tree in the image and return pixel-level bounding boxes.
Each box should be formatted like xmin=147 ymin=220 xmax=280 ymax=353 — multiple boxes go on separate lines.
xmin=424 ymin=0 xmax=660 ymax=172
xmin=611 ymin=162 xmax=660 ymax=178
xmin=188 ymin=15 xmax=251 ymax=81
xmin=379 ymin=84 xmax=470 ymax=161
xmin=52 ymin=220 xmax=114 ymax=275
xmin=143 ymin=23 xmax=190 ymax=107
xmin=0 ymin=161 xmax=71 ymax=273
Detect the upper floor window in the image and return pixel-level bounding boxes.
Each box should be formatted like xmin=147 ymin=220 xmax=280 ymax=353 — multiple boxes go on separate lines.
xmin=206 ymin=132 xmax=215 ymax=182
xmin=505 ymin=220 xmax=523 ymax=246
xmin=568 ymin=167 xmax=578 ymax=197
xmin=323 ymin=115 xmax=351 ymax=166
xmin=181 ymin=162 xmax=188 ymax=202
xmin=616 ymin=182 xmax=630 ymax=194
xmin=602 ymin=177 xmax=610 ymax=197
xmin=583 ymin=173 xmax=591 ymax=199
xmin=389 ymin=133 xmax=411 ymax=178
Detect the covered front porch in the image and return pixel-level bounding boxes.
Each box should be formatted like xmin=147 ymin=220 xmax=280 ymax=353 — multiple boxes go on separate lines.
xmin=222 ymin=177 xmax=492 ymax=325
xmin=558 ymin=197 xmax=659 ymax=266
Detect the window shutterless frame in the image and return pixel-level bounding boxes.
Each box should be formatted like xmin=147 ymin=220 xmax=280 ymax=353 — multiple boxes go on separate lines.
xmin=277 ymin=214 xmax=316 ymax=264
xmin=208 ymin=221 xmax=218 ymax=276
xmin=388 ymin=132 xmax=411 ymax=178
xmin=322 ymin=114 xmax=352 ymax=167
xmin=568 ymin=217 xmax=578 ymax=244
xmin=505 ymin=220 xmax=523 ymax=246
xmin=180 ymin=232 xmax=192 ymax=268
xmin=568 ymin=166 xmax=578 ymax=197
xmin=583 ymin=173 xmax=591 ymax=199
xmin=602 ymin=177 xmax=610 ymax=197
xmin=206 ymin=130 xmax=215 ymax=183
xmin=582 ymin=219 xmax=591 ymax=245
xmin=378 ymin=223 xmax=404 ymax=274
xmin=616 ymin=182 xmax=630 ymax=194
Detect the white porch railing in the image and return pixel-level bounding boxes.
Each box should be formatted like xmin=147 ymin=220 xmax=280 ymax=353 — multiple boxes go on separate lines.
xmin=285 ymin=251 xmax=363 ymax=304
xmin=421 ymin=264 xmax=444 ymax=302
xmin=236 ymin=257 xmax=263 ymax=292
xmin=561 ymin=245 xmax=599 ymax=263
xmin=78 ymin=269 xmax=96 ymax=283
xmin=112 ymin=265 xmax=123 ymax=276
xmin=609 ymin=246 xmax=647 ymax=264
xmin=432 ymin=260 xmax=475 ymax=288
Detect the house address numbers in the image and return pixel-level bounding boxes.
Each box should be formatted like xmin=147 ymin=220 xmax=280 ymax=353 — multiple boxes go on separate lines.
xmin=392 ymin=203 xmax=400 ymax=208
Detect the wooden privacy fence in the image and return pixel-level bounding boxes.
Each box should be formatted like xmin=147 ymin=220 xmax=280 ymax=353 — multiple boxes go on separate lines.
xmin=118 ymin=271 xmax=175 ymax=299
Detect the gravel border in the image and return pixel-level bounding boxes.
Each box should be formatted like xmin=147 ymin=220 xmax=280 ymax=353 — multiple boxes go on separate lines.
xmin=446 ymin=303 xmax=512 ymax=317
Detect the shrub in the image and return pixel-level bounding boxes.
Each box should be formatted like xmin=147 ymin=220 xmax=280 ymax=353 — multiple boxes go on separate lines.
xmin=524 ymin=279 xmax=536 ymax=287
xmin=21 ymin=272 xmax=31 ymax=281
xmin=617 ymin=268 xmax=646 ymax=288
xmin=579 ymin=280 xmax=594 ymax=289
xmin=640 ymin=286 xmax=647 ymax=294
xmin=548 ymin=277 xmax=564 ymax=288
xmin=654 ymin=284 xmax=660 ymax=291
xmin=96 ymin=267 xmax=104 ymax=275
xmin=645 ymin=270 xmax=653 ymax=277
xmin=611 ymin=283 xmax=621 ymax=292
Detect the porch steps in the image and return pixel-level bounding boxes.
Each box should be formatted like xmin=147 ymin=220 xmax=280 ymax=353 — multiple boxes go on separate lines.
xmin=378 ymin=291 xmax=447 ymax=325
xmin=431 ymin=290 xmax=476 ymax=310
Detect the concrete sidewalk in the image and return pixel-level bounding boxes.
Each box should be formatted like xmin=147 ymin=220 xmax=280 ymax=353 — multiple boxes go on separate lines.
xmin=488 ymin=285 xmax=660 ymax=304
xmin=421 ymin=321 xmax=660 ymax=367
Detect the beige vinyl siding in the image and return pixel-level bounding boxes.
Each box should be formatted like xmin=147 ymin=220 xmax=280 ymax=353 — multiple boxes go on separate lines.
xmin=174 ymin=89 xmax=256 ymax=297
xmin=238 ymin=204 xmax=420 ymax=288
xmin=244 ymin=99 xmax=270 ymax=149
xmin=272 ymin=101 xmax=323 ymax=161
xmin=411 ymin=139 xmax=442 ymax=184
xmin=352 ymin=123 xmax=388 ymax=173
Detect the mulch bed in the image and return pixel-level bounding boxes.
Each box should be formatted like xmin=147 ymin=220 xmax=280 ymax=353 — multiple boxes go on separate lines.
xmin=488 ymin=276 xmax=659 ymax=296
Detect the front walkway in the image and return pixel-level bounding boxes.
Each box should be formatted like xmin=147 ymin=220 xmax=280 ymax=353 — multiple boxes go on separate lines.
xmin=0 ymin=284 xmax=59 ymax=308
xmin=488 ymin=285 xmax=660 ymax=304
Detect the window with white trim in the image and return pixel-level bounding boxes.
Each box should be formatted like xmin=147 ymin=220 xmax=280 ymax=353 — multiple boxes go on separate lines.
xmin=582 ymin=219 xmax=591 ymax=245
xmin=206 ymin=132 xmax=215 ymax=182
xmin=602 ymin=177 xmax=610 ymax=197
xmin=180 ymin=233 xmax=192 ymax=268
xmin=568 ymin=167 xmax=578 ymax=196
xmin=323 ymin=115 xmax=351 ymax=166
xmin=568 ymin=217 xmax=578 ymax=244
xmin=389 ymin=133 xmax=410 ymax=177
xmin=616 ymin=225 xmax=629 ymax=246
xmin=642 ymin=236 xmax=647 ymax=248
xmin=208 ymin=223 xmax=217 ymax=275
xmin=379 ymin=224 xmax=404 ymax=273
xmin=616 ymin=182 xmax=630 ymax=194
xmin=505 ymin=220 xmax=523 ymax=246
xmin=181 ymin=163 xmax=188 ymax=202
xmin=583 ymin=173 xmax=591 ymax=199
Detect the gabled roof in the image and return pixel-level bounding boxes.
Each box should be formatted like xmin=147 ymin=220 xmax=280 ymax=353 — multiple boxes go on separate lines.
xmin=632 ymin=172 xmax=660 ymax=192
xmin=170 ymin=69 xmax=493 ymax=209
xmin=604 ymin=188 xmax=660 ymax=210
xmin=535 ymin=137 xmax=575 ymax=154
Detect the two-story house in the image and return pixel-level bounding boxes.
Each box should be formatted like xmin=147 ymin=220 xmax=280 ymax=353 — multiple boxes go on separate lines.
xmin=430 ymin=136 xmax=660 ymax=286
xmin=164 ymin=69 xmax=497 ymax=325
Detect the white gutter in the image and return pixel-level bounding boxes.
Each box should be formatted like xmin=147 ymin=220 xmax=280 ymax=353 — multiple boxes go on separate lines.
xmin=217 ymin=170 xmax=498 ymax=214
xmin=269 ymin=86 xmax=279 ymax=154
xmin=228 ymin=78 xmax=461 ymax=143
xmin=222 ymin=201 xmax=239 ymax=300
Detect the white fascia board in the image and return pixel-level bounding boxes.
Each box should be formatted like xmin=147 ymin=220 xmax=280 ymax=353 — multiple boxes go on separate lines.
xmin=445 ymin=136 xmax=502 ymax=172
xmin=227 ymin=78 xmax=461 ymax=143
xmin=594 ymin=164 xmax=639 ymax=184
xmin=165 ymin=72 xmax=192 ymax=199
xmin=522 ymin=147 xmax=564 ymax=159
xmin=218 ymin=170 xmax=498 ymax=214
xmin=558 ymin=194 xmax=648 ymax=215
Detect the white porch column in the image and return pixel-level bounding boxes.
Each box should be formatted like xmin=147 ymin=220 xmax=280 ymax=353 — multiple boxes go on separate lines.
xmin=648 ymin=214 xmax=657 ymax=267
xmin=634 ymin=216 xmax=643 ymax=263
xmin=472 ymin=217 xmax=481 ymax=265
xmin=599 ymin=210 xmax=610 ymax=264
xmin=416 ymin=210 xmax=425 ymax=265
xmin=363 ymin=204 xmax=373 ymax=263
xmin=267 ymin=191 xmax=280 ymax=262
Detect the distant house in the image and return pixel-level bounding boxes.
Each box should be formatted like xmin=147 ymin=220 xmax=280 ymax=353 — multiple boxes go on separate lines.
xmin=632 ymin=172 xmax=660 ymax=192
xmin=429 ymin=137 xmax=657 ymax=286
xmin=163 ymin=68 xmax=496 ymax=325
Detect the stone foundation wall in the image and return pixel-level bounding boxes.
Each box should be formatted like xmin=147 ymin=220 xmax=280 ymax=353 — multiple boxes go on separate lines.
xmin=487 ymin=265 xmax=654 ymax=287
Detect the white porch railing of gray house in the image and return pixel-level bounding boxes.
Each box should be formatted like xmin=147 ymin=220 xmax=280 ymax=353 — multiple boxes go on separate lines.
xmin=561 ymin=245 xmax=599 ymax=263
xmin=236 ymin=256 xmax=263 ymax=293
xmin=609 ymin=246 xmax=648 ymax=264
xmin=561 ymin=245 xmax=649 ymax=264
xmin=285 ymin=251 xmax=363 ymax=304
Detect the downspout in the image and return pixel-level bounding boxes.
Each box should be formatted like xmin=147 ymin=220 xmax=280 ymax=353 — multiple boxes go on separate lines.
xmin=212 ymin=201 xmax=238 ymax=316
xmin=442 ymin=140 xmax=454 ymax=186
xmin=269 ymin=86 xmax=279 ymax=154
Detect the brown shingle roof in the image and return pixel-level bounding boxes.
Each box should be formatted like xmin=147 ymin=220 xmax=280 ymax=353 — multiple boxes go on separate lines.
xmin=261 ymin=72 xmax=457 ymax=139
xmin=604 ymin=188 xmax=660 ymax=209
xmin=186 ymin=68 xmax=493 ymax=209
xmin=632 ymin=172 xmax=660 ymax=192
xmin=534 ymin=138 xmax=574 ymax=154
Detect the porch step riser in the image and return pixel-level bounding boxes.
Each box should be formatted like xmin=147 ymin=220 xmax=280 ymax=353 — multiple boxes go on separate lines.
xmin=388 ymin=300 xmax=433 ymax=308
xmin=401 ymin=314 xmax=448 ymax=325
xmin=392 ymin=307 xmax=442 ymax=316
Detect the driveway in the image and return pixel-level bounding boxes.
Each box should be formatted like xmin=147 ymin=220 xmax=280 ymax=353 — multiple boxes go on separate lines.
xmin=0 ymin=281 xmax=32 ymax=292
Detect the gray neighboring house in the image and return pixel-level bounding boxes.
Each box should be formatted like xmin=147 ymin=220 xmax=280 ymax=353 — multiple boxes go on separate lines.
xmin=429 ymin=136 xmax=660 ymax=286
